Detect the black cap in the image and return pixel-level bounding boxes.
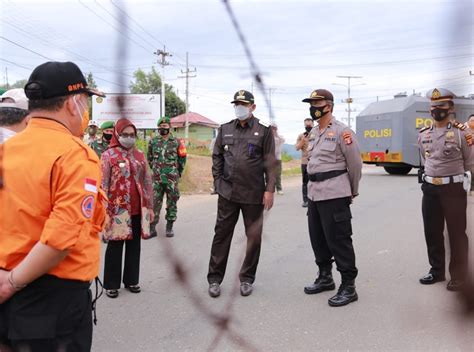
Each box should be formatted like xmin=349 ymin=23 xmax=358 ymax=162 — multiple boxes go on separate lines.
xmin=302 ymin=89 xmax=334 ymax=103
xmin=25 ymin=61 xmax=105 ymax=100
xmin=231 ymin=89 xmax=254 ymax=104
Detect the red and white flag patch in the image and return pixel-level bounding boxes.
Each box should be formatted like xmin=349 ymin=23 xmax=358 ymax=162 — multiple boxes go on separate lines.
xmin=84 ymin=178 xmax=98 ymax=193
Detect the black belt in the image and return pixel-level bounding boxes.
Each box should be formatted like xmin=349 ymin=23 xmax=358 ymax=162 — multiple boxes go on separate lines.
xmin=308 ymin=169 xmax=347 ymax=182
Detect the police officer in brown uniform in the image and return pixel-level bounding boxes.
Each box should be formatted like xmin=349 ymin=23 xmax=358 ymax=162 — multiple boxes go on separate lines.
xmin=302 ymin=89 xmax=362 ymax=307
xmin=207 ymin=90 xmax=276 ymax=298
xmin=418 ymin=88 xmax=474 ymax=290
xmin=296 ymin=118 xmax=314 ymax=207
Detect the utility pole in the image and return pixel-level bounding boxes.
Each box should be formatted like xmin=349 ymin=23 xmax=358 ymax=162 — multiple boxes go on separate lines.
xmin=154 ymin=46 xmax=171 ymax=119
xmin=334 ymin=75 xmax=363 ymax=128
xmin=4 ymin=68 xmax=9 ymax=89
xmin=178 ymin=52 xmax=196 ymax=141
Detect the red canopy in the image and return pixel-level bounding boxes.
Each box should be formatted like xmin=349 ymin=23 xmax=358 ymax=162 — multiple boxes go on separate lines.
xmin=170 ymin=112 xmax=219 ymax=128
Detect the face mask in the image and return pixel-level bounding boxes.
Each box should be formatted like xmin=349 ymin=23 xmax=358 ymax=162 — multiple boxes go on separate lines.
xmin=102 ymin=133 xmax=112 ymax=141
xmin=235 ymin=105 xmax=251 ymax=120
xmin=305 ymin=126 xmax=312 ymax=133
xmin=431 ymin=107 xmax=450 ymax=121
xmin=159 ymin=128 xmax=170 ymax=136
xmin=309 ymin=105 xmax=329 ymax=120
xmin=118 ymin=136 xmax=136 ymax=149
xmin=73 ymin=96 xmax=90 ymax=133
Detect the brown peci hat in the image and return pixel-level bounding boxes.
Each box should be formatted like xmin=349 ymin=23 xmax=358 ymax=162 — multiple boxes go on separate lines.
xmin=302 ymin=89 xmax=334 ymax=103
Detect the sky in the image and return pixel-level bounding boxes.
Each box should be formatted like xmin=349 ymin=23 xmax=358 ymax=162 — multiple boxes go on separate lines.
xmin=1 ymin=0 xmax=473 ymax=143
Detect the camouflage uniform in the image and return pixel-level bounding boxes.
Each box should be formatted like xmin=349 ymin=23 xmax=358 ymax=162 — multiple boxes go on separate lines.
xmin=148 ymin=134 xmax=186 ymax=233
xmin=90 ymin=138 xmax=109 ymax=158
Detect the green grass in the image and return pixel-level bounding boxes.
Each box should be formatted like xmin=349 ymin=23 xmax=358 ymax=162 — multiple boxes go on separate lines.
xmin=281 ymin=152 xmax=293 ymax=162
xmin=187 ymin=146 xmax=212 ymax=157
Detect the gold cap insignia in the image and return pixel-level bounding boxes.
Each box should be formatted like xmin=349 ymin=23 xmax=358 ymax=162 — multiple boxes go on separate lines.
xmin=237 ymin=90 xmax=246 ymax=100
xmin=432 ymin=88 xmax=441 ymax=99
xmin=310 ymin=90 xmax=319 ymax=98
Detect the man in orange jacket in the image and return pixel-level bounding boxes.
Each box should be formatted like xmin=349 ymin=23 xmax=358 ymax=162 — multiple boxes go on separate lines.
xmin=0 ymin=61 xmax=106 ymax=351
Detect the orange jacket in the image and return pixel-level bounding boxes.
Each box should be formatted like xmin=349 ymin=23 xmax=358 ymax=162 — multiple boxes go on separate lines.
xmin=0 ymin=118 xmax=106 ymax=282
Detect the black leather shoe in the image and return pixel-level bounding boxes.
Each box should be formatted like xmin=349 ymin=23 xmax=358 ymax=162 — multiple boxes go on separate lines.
xmin=446 ymin=280 xmax=464 ymax=291
xmin=240 ymin=282 xmax=253 ymax=296
xmin=106 ymin=289 xmax=119 ymax=298
xmin=125 ymin=285 xmax=141 ymax=293
xmin=304 ymin=271 xmax=335 ymax=294
xmin=328 ymin=284 xmax=358 ymax=307
xmin=419 ymin=273 xmax=446 ymax=285
xmin=208 ymin=283 xmax=220 ymax=298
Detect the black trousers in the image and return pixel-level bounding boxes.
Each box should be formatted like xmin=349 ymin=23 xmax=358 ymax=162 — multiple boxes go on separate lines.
xmin=103 ymin=215 xmax=141 ymax=290
xmin=208 ymin=196 xmax=264 ymax=284
xmin=0 ymin=275 xmax=92 ymax=352
xmin=307 ymin=196 xmax=358 ymax=282
xmin=421 ymin=182 xmax=468 ymax=280
xmin=301 ymin=164 xmax=308 ymax=202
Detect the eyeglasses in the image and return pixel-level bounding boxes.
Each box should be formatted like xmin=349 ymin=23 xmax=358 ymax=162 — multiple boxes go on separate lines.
xmin=120 ymin=133 xmax=135 ymax=138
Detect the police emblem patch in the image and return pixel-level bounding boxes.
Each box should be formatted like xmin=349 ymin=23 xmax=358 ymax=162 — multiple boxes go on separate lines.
xmin=81 ymin=195 xmax=95 ymax=219
xmin=466 ymin=133 xmax=473 ymax=147
xmin=342 ymin=131 xmax=353 ymax=145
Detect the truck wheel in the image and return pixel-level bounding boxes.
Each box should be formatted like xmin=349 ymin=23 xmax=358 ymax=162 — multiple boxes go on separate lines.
xmin=384 ymin=166 xmax=412 ymax=175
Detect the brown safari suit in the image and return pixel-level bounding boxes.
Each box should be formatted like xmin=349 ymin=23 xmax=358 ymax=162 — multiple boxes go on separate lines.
xmin=208 ymin=116 xmax=275 ymax=284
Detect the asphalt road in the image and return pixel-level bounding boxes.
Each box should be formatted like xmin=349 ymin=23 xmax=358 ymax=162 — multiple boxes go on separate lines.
xmin=92 ymin=167 xmax=474 ymax=352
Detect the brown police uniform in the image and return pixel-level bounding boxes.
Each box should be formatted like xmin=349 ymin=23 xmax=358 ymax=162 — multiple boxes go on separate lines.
xmin=418 ymin=88 xmax=474 ymax=286
xmin=306 ymin=116 xmax=362 ymax=282
xmin=208 ymin=91 xmax=276 ymax=285
xmin=296 ymin=131 xmax=311 ymax=203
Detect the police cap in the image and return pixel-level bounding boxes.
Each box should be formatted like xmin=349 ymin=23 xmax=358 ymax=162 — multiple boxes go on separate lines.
xmin=302 ymin=89 xmax=334 ymax=103
xmin=426 ymin=88 xmax=456 ymax=105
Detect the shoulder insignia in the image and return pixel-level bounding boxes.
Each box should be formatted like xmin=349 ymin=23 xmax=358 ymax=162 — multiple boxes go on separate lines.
xmin=342 ymin=131 xmax=353 ymax=145
xmin=419 ymin=126 xmax=430 ymax=133
xmin=465 ymin=133 xmax=473 ymax=147
xmin=453 ymin=121 xmax=467 ymax=131
xmin=258 ymin=120 xmax=270 ymax=128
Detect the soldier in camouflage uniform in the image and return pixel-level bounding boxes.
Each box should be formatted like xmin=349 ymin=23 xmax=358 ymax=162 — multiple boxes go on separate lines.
xmin=148 ymin=116 xmax=187 ymax=237
xmin=90 ymin=120 xmax=114 ymax=158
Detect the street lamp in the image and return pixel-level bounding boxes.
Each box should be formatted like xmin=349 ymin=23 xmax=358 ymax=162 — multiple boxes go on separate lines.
xmin=331 ymin=81 xmax=366 ymax=128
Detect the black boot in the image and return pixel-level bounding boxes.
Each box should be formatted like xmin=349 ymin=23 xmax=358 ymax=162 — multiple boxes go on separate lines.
xmin=149 ymin=221 xmax=158 ymax=238
xmin=328 ymin=281 xmax=358 ymax=307
xmin=165 ymin=221 xmax=174 ymax=237
xmin=304 ymin=268 xmax=335 ymax=294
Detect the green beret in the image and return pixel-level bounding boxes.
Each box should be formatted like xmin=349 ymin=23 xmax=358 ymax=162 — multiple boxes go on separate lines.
xmin=100 ymin=121 xmax=115 ymax=130
xmin=157 ymin=116 xmax=170 ymax=126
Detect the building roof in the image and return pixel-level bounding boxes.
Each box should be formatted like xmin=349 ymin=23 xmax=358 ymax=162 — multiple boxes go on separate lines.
xmin=170 ymin=111 xmax=219 ymax=128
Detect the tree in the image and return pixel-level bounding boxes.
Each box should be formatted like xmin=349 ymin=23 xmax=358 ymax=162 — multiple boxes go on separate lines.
xmin=129 ymin=67 xmax=186 ymax=117
xmin=86 ymin=72 xmax=97 ymax=89
xmin=0 ymin=79 xmax=28 ymax=91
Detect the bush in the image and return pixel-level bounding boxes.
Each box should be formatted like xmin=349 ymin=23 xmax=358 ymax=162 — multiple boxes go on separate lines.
xmin=281 ymin=151 xmax=293 ymax=162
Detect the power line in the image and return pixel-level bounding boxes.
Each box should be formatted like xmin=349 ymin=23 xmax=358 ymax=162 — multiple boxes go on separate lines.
xmin=77 ymin=0 xmax=150 ymax=54
xmin=0 ymin=36 xmax=52 ymax=60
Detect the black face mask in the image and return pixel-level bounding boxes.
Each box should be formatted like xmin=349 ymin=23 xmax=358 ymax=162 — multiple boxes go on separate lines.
xmin=431 ymin=107 xmax=450 ymax=121
xmin=159 ymin=128 xmax=170 ymax=136
xmin=309 ymin=105 xmax=329 ymax=120
xmin=102 ymin=133 xmax=112 ymax=141
xmin=305 ymin=126 xmax=312 ymax=133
